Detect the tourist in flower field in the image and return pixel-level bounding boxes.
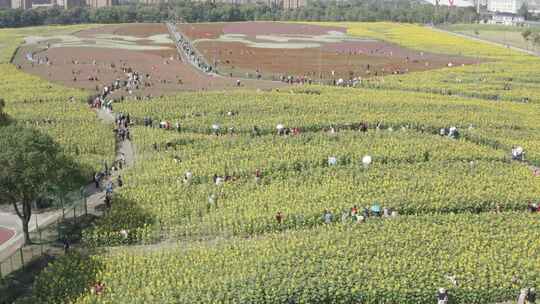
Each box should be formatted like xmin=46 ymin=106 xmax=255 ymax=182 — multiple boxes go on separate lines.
xmin=512 ymin=146 xmax=525 ymax=161
xmin=91 ymin=281 xmax=105 ymax=295
xmin=360 ymin=122 xmax=368 ymax=132
xmin=371 ymin=203 xmax=382 ymax=217
xmin=529 ymin=288 xmax=537 ymax=303
xmin=448 ymin=126 xmax=459 ymax=139
xmin=104 ymin=192 xmax=112 ymax=208
xmin=528 ymin=202 xmax=538 ymax=213
xmin=252 ymin=125 xmax=260 ymax=136
xmin=106 ymin=180 xmax=113 ymax=195
xmin=275 ymin=211 xmax=283 ymax=224
xmin=437 ymin=288 xmax=448 ymax=304
xmin=276 ymin=124 xmax=285 ymax=136
xmin=62 ymin=238 xmax=70 ymax=254
xmin=94 ymin=171 xmax=101 ymax=189
xmin=351 ymin=205 xmax=358 ymax=217
xmin=518 ymin=288 xmax=528 ymax=304
xmin=323 ymin=209 xmax=333 ymax=224
xmin=341 ymin=210 xmax=349 ymax=223
xmin=183 ymin=171 xmax=193 ymax=184
xmin=362 ymin=206 xmax=370 ymax=218
xmin=255 ymin=169 xmax=262 ymax=183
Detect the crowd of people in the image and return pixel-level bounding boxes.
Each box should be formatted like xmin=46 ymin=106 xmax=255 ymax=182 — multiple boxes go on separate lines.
xmin=274 ymin=204 xmax=398 ymax=226
xmin=439 ymin=126 xmax=460 ymax=139
xmin=168 ymin=22 xmax=213 ymax=74
xmin=114 ymin=112 xmax=131 ymax=142
xmin=25 ymin=52 xmax=51 ymax=66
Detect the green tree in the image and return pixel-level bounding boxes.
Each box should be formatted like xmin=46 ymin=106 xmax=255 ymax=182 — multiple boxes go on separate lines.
xmin=522 ymin=29 xmax=532 ymax=41
xmin=0 ymin=126 xmax=84 ymax=244
xmin=533 ymin=32 xmax=540 ymax=49
xmin=518 ymin=2 xmax=531 ymax=20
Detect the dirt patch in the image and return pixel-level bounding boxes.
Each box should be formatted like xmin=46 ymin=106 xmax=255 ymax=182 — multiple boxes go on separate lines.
xmin=178 ymin=22 xmax=347 ymax=40
xmin=180 ymin=22 xmax=481 ymax=80
xmin=177 ymin=23 xmax=225 ymax=40
xmin=113 ymin=23 xmax=170 ymax=38
xmin=78 ymin=23 xmax=169 ymax=39
xmin=13 ymin=24 xmax=285 ymax=95
xmin=222 ymin=22 xmax=346 ymax=36
xmin=196 ymin=40 xmax=479 ymax=80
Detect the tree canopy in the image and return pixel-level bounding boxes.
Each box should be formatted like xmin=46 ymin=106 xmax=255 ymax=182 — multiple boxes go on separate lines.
xmin=0 ymin=0 xmax=480 ymax=28
xmin=0 ymin=125 xmax=85 ymax=243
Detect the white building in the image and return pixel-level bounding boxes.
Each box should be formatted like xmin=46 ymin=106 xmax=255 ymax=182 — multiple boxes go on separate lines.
xmin=423 ymin=0 xmax=477 ymax=7
xmin=487 ymin=0 xmax=524 ymax=13
xmin=488 ymin=12 xmax=526 ymax=24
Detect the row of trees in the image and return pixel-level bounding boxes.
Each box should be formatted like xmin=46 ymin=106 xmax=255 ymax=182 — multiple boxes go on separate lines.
xmin=0 ymin=0 xmax=479 ymax=28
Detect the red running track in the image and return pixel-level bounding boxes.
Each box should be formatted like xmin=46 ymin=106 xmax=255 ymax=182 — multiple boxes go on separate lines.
xmin=0 ymin=227 xmax=15 ymax=246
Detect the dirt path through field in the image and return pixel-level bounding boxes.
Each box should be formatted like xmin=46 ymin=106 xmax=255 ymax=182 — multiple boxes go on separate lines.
xmin=97 ymin=108 xmax=136 ymax=167
xmin=0 ymin=106 xmax=134 ymax=269
xmin=432 ymin=26 xmax=540 ymax=57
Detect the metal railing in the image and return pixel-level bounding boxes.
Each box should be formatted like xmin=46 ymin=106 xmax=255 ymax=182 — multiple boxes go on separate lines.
xmin=0 ymin=189 xmax=93 ymax=279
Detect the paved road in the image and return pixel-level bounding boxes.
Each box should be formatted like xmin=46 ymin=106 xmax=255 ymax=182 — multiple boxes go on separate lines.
xmin=0 ymin=227 xmax=14 ymax=244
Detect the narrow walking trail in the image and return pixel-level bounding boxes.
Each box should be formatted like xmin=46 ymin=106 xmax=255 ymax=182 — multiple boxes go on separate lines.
xmin=431 ymin=26 xmax=540 ymax=57
xmin=97 ymin=107 xmax=136 ymax=167
xmin=0 ymin=106 xmax=135 ymax=264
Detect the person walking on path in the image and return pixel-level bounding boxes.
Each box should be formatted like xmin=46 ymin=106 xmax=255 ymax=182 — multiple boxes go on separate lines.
xmin=527 ymin=288 xmax=536 ymax=304
xmin=518 ymin=288 xmax=528 ymax=304
xmin=437 ymin=288 xmax=448 ymax=304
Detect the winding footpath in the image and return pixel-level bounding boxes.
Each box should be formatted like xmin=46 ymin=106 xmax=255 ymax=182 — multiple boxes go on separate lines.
xmin=431 ymin=26 xmax=540 ymax=57
xmin=0 ymin=107 xmax=135 ymax=265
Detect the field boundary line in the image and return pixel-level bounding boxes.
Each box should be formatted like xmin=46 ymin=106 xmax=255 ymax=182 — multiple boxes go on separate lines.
xmin=430 ymin=26 xmax=540 ymax=57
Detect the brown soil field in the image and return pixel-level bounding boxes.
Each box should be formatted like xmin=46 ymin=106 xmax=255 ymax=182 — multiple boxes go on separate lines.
xmin=77 ymin=23 xmax=168 ymax=38
xmin=178 ymin=22 xmax=347 ymax=40
xmin=13 ymin=24 xmax=285 ymax=96
xmin=179 ymin=22 xmax=482 ymax=80
xmin=177 ymin=23 xmax=226 ymax=40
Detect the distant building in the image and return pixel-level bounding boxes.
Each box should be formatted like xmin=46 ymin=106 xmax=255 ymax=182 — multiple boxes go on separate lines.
xmin=282 ymin=0 xmax=304 ymax=9
xmin=487 ymin=11 xmax=526 ymax=23
xmin=64 ymin=0 xmax=86 ymax=8
xmin=196 ymin=0 xmax=303 ymax=8
xmin=423 ymin=0 xmax=477 ymax=7
xmin=525 ymin=0 xmax=540 ymax=13
xmin=86 ymin=0 xmax=114 ymax=8
xmin=0 ymin=0 xmax=11 ymax=8
xmin=422 ymin=0 xmax=488 ymax=12
xmin=140 ymin=0 xmax=167 ymax=4
xmin=487 ymin=0 xmax=524 ymax=13
xmin=11 ymin=0 xmax=32 ymax=9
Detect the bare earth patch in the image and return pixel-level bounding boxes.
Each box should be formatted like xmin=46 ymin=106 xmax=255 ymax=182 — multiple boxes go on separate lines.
xmin=13 ymin=24 xmax=284 ymax=95
xmin=179 ymin=22 xmax=481 ymax=80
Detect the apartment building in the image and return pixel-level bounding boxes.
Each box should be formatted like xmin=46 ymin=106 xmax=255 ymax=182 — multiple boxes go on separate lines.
xmin=282 ymin=0 xmax=305 ymax=9
xmin=487 ymin=0 xmax=524 ymax=13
